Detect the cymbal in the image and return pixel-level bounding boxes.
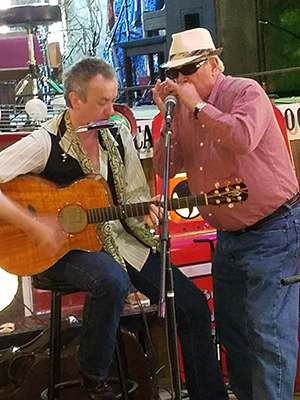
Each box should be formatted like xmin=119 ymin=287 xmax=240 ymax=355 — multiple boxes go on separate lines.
xmin=0 ymin=4 xmax=61 ymax=28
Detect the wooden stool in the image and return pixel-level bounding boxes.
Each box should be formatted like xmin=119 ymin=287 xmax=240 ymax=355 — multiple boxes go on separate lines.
xmin=32 ymin=275 xmax=137 ymax=400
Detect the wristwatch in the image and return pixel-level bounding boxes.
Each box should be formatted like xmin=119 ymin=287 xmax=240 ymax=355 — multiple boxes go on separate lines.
xmin=194 ymin=101 xmax=207 ymax=119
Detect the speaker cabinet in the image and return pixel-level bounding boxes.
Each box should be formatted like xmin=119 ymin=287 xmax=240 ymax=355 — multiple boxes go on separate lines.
xmin=164 ymin=0 xmax=262 ymax=79
xmin=165 ymin=0 xmax=218 ymax=49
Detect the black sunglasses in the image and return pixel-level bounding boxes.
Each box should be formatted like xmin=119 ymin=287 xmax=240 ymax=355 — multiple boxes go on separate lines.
xmin=166 ymin=59 xmax=208 ymax=80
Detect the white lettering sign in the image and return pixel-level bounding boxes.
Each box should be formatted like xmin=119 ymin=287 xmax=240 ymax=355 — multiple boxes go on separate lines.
xmin=135 ymin=119 xmax=153 ymax=159
xmin=276 ymin=103 xmax=300 ymax=140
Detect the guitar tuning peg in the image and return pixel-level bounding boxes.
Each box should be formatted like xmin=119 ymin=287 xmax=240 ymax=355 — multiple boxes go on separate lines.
xmin=225 ymin=180 xmax=231 ymax=187
xmin=225 ymin=187 xmax=230 ymax=192
xmin=226 ymin=198 xmax=232 ymax=203
xmin=215 ymin=182 xmax=220 ymax=189
xmin=214 ymin=189 xmax=220 ymax=194
xmin=215 ymin=199 xmax=221 ymax=205
xmin=235 ymin=178 xmax=242 ymax=184
xmin=235 ymin=185 xmax=241 ymax=190
xmin=228 ymin=203 xmax=234 ymax=208
xmin=237 ymin=196 xmax=242 ymax=201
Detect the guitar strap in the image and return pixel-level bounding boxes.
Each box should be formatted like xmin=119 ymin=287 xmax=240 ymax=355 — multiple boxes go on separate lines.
xmin=99 ymin=127 xmax=148 ymax=248
xmin=97 ymin=126 xmax=124 ymax=206
xmin=98 ymin=129 xmax=139 ymax=238
xmin=97 ymin=126 xmax=156 ymax=251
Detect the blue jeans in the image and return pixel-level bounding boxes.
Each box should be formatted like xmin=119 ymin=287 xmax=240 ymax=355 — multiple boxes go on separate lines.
xmin=43 ymin=250 xmax=130 ymax=379
xmin=42 ymin=250 xmax=228 ymax=400
xmin=127 ymin=252 xmax=228 ymax=400
xmin=213 ymin=202 xmax=300 ymax=400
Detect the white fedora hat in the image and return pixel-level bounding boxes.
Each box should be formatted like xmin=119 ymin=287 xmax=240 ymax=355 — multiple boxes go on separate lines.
xmin=161 ymin=28 xmax=223 ymax=69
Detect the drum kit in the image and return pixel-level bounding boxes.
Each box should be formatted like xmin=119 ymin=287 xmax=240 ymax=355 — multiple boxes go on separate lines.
xmin=0 ymin=4 xmax=137 ymax=133
xmin=0 ymin=4 xmax=63 ymax=105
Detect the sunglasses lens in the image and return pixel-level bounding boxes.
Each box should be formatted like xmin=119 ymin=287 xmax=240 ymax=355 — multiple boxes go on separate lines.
xmin=166 ymin=69 xmax=179 ymax=79
xmin=180 ymin=63 xmax=198 ymax=76
xmin=166 ymin=59 xmax=207 ymax=79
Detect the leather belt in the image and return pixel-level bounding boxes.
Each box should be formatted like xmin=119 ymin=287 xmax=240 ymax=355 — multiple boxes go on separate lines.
xmin=233 ymin=192 xmax=300 ymax=234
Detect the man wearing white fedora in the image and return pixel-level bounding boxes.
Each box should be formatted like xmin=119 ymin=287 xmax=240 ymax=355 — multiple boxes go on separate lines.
xmin=153 ymin=27 xmax=300 ymax=400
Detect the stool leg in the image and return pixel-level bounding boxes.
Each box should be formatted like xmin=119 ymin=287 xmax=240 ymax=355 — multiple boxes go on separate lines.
xmin=115 ymin=328 xmax=130 ymax=400
xmin=48 ymin=290 xmax=62 ymax=400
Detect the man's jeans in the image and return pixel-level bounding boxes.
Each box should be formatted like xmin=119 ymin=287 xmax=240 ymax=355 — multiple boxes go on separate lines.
xmin=213 ymin=202 xmax=300 ymax=400
xmin=43 ymin=250 xmax=130 ymax=379
xmin=42 ymin=250 xmax=228 ymax=400
xmin=127 ymin=252 xmax=228 ymax=400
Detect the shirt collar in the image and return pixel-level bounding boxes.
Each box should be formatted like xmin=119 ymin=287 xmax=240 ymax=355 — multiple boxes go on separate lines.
xmin=208 ymin=72 xmax=226 ymax=104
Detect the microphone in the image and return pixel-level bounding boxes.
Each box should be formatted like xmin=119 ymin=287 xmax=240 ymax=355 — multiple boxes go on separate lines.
xmin=281 ymin=275 xmax=300 ymax=286
xmin=164 ymin=95 xmax=177 ymax=124
xmin=75 ymin=120 xmax=115 ymax=133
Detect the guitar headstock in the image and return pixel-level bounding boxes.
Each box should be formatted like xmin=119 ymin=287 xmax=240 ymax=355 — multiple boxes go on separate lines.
xmin=206 ymin=180 xmax=248 ymax=206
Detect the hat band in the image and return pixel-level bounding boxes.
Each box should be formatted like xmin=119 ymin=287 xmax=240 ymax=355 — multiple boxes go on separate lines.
xmin=169 ymin=48 xmax=214 ymax=61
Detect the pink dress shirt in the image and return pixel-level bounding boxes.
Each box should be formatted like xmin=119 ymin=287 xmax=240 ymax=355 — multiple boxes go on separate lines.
xmin=153 ymin=73 xmax=299 ymax=231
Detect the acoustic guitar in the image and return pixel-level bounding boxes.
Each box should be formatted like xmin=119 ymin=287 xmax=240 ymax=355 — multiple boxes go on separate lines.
xmin=0 ymin=174 xmax=248 ymax=276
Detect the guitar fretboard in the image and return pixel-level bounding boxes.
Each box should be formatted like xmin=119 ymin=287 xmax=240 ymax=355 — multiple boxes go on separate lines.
xmin=87 ymin=195 xmax=207 ymax=224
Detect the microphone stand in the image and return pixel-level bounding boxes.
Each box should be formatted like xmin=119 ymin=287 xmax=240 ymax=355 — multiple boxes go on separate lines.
xmin=158 ymin=119 xmax=182 ymax=400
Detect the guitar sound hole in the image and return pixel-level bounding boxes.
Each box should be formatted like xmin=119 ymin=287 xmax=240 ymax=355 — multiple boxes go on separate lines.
xmin=58 ymin=205 xmax=88 ymax=234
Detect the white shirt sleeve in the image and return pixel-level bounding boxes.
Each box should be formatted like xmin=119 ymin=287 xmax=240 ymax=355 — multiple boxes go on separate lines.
xmin=0 ymin=126 xmax=52 ymax=183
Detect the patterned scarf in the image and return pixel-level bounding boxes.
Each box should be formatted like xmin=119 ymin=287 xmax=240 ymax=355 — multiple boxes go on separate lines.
xmin=63 ymin=111 xmax=157 ymax=269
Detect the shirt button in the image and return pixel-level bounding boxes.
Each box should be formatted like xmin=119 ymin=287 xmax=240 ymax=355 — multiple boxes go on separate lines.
xmin=208 ymin=213 xmax=212 ymax=217
xmin=217 ymin=139 xmax=221 ymax=143
xmin=199 ymin=142 xmax=204 ymax=147
xmin=201 ymin=124 xmax=205 ymax=128
xmin=200 ymin=191 xmax=204 ymax=194
xmin=199 ymin=166 xmax=203 ymax=171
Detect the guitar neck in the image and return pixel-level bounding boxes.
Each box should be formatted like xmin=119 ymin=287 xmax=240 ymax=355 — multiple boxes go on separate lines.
xmin=87 ymin=194 xmax=207 ymax=224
